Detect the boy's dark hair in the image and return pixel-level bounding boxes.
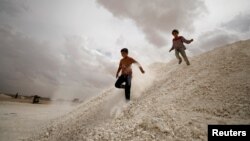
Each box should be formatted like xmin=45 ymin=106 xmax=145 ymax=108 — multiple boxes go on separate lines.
xmin=121 ymin=48 xmax=128 ymax=53
xmin=172 ymin=29 xmax=179 ymax=34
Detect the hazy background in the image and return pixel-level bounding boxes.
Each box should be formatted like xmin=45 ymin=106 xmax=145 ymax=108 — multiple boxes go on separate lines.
xmin=0 ymin=0 xmax=249 ymax=100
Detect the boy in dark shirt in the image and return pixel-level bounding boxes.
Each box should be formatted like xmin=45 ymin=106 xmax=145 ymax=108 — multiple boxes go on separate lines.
xmin=115 ymin=48 xmax=145 ymax=101
xmin=169 ymin=29 xmax=194 ymax=65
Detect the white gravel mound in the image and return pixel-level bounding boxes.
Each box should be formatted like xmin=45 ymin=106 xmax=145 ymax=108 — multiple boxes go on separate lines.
xmin=26 ymin=39 xmax=250 ymax=141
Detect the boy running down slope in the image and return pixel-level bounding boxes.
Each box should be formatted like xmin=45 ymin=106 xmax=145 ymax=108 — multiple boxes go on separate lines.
xmin=115 ymin=48 xmax=145 ymax=101
xmin=169 ymin=29 xmax=194 ymax=65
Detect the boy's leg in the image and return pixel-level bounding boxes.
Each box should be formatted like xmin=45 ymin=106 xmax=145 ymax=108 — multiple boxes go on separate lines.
xmin=175 ymin=49 xmax=182 ymax=64
xmin=115 ymin=75 xmax=126 ymax=88
xmin=125 ymin=75 xmax=132 ymax=100
xmin=179 ymin=48 xmax=190 ymax=65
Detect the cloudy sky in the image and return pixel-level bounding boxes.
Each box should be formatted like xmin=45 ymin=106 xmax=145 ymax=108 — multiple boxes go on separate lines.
xmin=0 ymin=0 xmax=249 ymax=100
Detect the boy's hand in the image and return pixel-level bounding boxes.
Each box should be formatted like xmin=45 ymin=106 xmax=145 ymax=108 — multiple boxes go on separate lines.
xmin=190 ymin=39 xmax=194 ymax=42
xmin=141 ymin=69 xmax=145 ymax=74
xmin=139 ymin=67 xmax=145 ymax=74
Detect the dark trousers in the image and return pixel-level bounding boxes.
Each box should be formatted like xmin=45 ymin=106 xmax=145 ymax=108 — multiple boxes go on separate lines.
xmin=175 ymin=48 xmax=190 ymax=65
xmin=115 ymin=75 xmax=132 ymax=100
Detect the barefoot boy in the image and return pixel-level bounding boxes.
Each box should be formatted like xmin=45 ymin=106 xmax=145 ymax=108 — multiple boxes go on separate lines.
xmin=169 ymin=29 xmax=193 ymax=65
xmin=115 ymin=48 xmax=145 ymax=101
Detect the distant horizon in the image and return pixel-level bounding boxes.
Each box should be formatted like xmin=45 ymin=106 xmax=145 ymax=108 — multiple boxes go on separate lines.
xmin=1 ymin=38 xmax=250 ymax=100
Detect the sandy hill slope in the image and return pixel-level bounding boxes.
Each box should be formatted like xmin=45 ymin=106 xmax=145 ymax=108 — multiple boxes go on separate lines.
xmin=26 ymin=39 xmax=250 ymax=141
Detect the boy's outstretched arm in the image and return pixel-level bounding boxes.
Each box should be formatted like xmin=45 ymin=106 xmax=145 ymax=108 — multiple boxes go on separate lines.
xmin=133 ymin=59 xmax=145 ymax=74
xmin=181 ymin=37 xmax=194 ymax=44
xmin=169 ymin=40 xmax=174 ymax=52
xmin=169 ymin=46 xmax=174 ymax=52
xmin=116 ymin=62 xmax=122 ymax=78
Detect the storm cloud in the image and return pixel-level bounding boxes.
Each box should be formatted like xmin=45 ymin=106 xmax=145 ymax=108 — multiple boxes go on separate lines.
xmin=97 ymin=0 xmax=206 ymax=47
xmin=222 ymin=13 xmax=250 ymax=34
xmin=0 ymin=24 xmax=116 ymax=100
xmin=192 ymin=12 xmax=250 ymax=54
xmin=193 ymin=29 xmax=239 ymax=53
xmin=0 ymin=0 xmax=249 ymax=101
xmin=0 ymin=0 xmax=28 ymax=16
